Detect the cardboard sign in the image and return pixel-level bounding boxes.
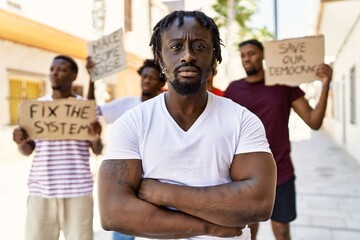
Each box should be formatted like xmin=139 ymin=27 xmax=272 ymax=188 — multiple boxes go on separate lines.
xmin=88 ymin=28 xmax=127 ymax=80
xmin=264 ymin=35 xmax=324 ymax=86
xmin=19 ymin=99 xmax=96 ymax=140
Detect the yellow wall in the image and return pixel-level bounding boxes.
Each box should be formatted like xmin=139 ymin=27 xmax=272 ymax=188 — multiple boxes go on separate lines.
xmin=0 ymin=9 xmax=87 ymax=59
xmin=0 ymin=9 xmax=143 ymax=111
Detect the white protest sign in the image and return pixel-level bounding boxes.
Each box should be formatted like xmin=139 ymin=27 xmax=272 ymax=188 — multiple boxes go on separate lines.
xmin=264 ymin=35 xmax=324 ymax=86
xmin=88 ymin=28 xmax=127 ymax=80
xmin=19 ymin=99 xmax=96 ymax=140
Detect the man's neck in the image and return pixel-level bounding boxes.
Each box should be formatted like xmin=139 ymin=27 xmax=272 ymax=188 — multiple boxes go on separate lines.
xmin=244 ymin=70 xmax=265 ymax=83
xmin=164 ymin=89 xmax=208 ymax=132
xmin=165 ymin=88 xmax=207 ymax=114
xmin=141 ymin=93 xmax=156 ymax=102
xmin=52 ymin=90 xmax=75 ymax=99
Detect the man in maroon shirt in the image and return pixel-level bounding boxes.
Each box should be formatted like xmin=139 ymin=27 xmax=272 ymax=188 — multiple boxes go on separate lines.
xmin=224 ymin=39 xmax=333 ymax=240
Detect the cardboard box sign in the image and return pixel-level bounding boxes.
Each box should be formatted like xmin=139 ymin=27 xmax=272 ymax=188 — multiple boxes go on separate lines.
xmin=264 ymin=35 xmax=324 ymax=86
xmin=19 ymin=99 xmax=97 ymax=140
xmin=88 ymin=28 xmax=127 ymax=81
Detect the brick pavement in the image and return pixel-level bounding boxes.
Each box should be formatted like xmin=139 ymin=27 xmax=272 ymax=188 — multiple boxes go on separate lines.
xmin=256 ymin=123 xmax=360 ymax=240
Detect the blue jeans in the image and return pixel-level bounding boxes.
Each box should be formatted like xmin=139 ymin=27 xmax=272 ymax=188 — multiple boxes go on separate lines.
xmin=112 ymin=231 xmax=134 ymax=240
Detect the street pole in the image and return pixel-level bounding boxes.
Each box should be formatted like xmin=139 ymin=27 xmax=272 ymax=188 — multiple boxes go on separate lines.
xmin=226 ymin=0 xmax=235 ymax=79
xmin=274 ymin=0 xmax=278 ymax=39
xmin=91 ymin=0 xmax=107 ymax=104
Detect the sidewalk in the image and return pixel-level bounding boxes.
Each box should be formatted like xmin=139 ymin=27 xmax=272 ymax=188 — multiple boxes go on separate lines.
xmin=0 ymin=125 xmax=111 ymax=240
xmin=1 ymin=123 xmax=360 ymax=240
xmin=257 ymin=123 xmax=360 ymax=239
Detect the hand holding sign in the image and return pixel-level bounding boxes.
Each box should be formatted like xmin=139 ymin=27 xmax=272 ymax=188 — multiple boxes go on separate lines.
xmin=13 ymin=127 xmax=30 ymax=145
xmin=264 ymin=35 xmax=324 ymax=86
xmin=315 ymin=63 xmax=333 ymax=86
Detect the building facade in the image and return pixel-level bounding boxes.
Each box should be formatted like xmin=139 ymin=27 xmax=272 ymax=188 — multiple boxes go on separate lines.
xmin=317 ymin=0 xmax=360 ymax=162
xmin=0 ymin=0 xmax=169 ymax=126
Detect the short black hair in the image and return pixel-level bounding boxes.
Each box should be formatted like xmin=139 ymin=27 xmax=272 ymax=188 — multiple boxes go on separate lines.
xmin=54 ymin=55 xmax=78 ymax=73
xmin=239 ymin=39 xmax=264 ymax=52
xmin=137 ymin=59 xmax=166 ymax=82
xmin=149 ymin=10 xmax=223 ymax=64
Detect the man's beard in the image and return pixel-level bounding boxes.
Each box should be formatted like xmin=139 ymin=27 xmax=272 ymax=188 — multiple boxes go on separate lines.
xmin=142 ymin=90 xmax=155 ymax=98
xmin=51 ymin=81 xmax=72 ymax=91
xmin=245 ymin=68 xmax=258 ymax=76
xmin=167 ymin=63 xmax=208 ymax=96
xmin=168 ymin=78 xmax=203 ymax=96
xmin=51 ymin=86 xmax=62 ymax=91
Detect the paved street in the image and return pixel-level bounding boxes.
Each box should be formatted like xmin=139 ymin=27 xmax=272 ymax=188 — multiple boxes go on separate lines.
xmin=257 ymin=123 xmax=360 ymax=240
xmin=0 ymin=125 xmax=110 ymax=240
xmin=1 ymin=117 xmax=360 ymax=239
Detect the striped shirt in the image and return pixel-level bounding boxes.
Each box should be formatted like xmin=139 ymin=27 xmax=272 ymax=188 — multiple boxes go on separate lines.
xmin=28 ymin=94 xmax=94 ymax=198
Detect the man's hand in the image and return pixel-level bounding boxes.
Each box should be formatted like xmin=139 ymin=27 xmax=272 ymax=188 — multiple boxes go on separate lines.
xmin=86 ymin=56 xmax=96 ymax=100
xmin=89 ymin=121 xmax=102 ymax=137
xmin=13 ymin=127 xmax=29 ymax=145
xmin=315 ymin=63 xmax=332 ymax=87
xmin=86 ymin=56 xmax=96 ymax=74
xmin=13 ymin=127 xmax=35 ymax=156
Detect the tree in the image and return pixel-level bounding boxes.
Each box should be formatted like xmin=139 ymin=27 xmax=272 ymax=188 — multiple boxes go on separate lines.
xmin=212 ymin=0 xmax=273 ymax=42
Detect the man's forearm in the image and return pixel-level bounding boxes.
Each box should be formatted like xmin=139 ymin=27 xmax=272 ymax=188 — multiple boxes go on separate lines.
xmin=139 ymin=180 xmax=259 ymax=227
xmin=100 ymin=189 xmax=242 ymax=238
xmin=138 ymin=152 xmax=276 ymax=228
xmin=98 ymin=159 xmax=242 ymax=238
xmin=311 ymin=84 xmax=330 ymax=129
xmin=91 ymin=137 xmax=103 ymax=155
xmin=87 ymin=79 xmax=95 ymax=100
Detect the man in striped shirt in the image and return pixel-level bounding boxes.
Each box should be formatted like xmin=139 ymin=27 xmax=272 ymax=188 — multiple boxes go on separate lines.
xmin=13 ymin=55 xmax=103 ymax=240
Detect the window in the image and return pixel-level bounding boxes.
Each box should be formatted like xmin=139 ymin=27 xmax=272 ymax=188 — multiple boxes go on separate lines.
xmin=350 ymin=66 xmax=356 ymax=124
xmin=7 ymin=69 xmax=46 ymax=125
xmin=335 ymin=82 xmax=340 ymax=121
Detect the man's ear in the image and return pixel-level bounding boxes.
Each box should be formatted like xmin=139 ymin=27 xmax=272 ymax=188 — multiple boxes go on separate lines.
xmin=71 ymin=72 xmax=77 ymax=82
xmin=155 ymin=51 xmax=163 ymax=66
xmin=260 ymin=51 xmax=264 ymax=60
xmin=211 ymin=56 xmax=216 ymax=67
xmin=211 ymin=57 xmax=217 ymax=76
xmin=158 ymin=60 xmax=165 ymax=74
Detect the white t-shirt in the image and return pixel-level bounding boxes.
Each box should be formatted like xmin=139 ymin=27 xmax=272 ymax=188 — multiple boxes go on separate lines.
xmin=105 ymin=92 xmax=271 ymax=240
xmin=100 ymin=96 xmax=141 ymax=123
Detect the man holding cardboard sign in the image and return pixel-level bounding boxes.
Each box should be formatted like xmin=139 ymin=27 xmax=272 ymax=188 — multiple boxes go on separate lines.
xmin=18 ymin=98 xmax=97 ymax=140
xmin=224 ymin=38 xmax=332 ymax=240
xmin=12 ymin=55 xmax=103 ymax=240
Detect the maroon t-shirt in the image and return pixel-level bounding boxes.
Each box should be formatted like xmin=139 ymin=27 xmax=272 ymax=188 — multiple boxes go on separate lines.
xmin=224 ymin=79 xmax=305 ymax=186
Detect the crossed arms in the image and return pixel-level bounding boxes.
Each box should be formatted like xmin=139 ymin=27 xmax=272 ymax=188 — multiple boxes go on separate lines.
xmin=98 ymin=151 xmax=276 ymax=238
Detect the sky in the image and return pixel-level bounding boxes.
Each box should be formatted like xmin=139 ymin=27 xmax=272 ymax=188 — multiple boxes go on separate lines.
xmin=184 ymin=0 xmax=319 ymax=40
xmin=12 ymin=0 xmax=318 ymax=41
xmin=252 ymin=0 xmax=318 ymax=40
